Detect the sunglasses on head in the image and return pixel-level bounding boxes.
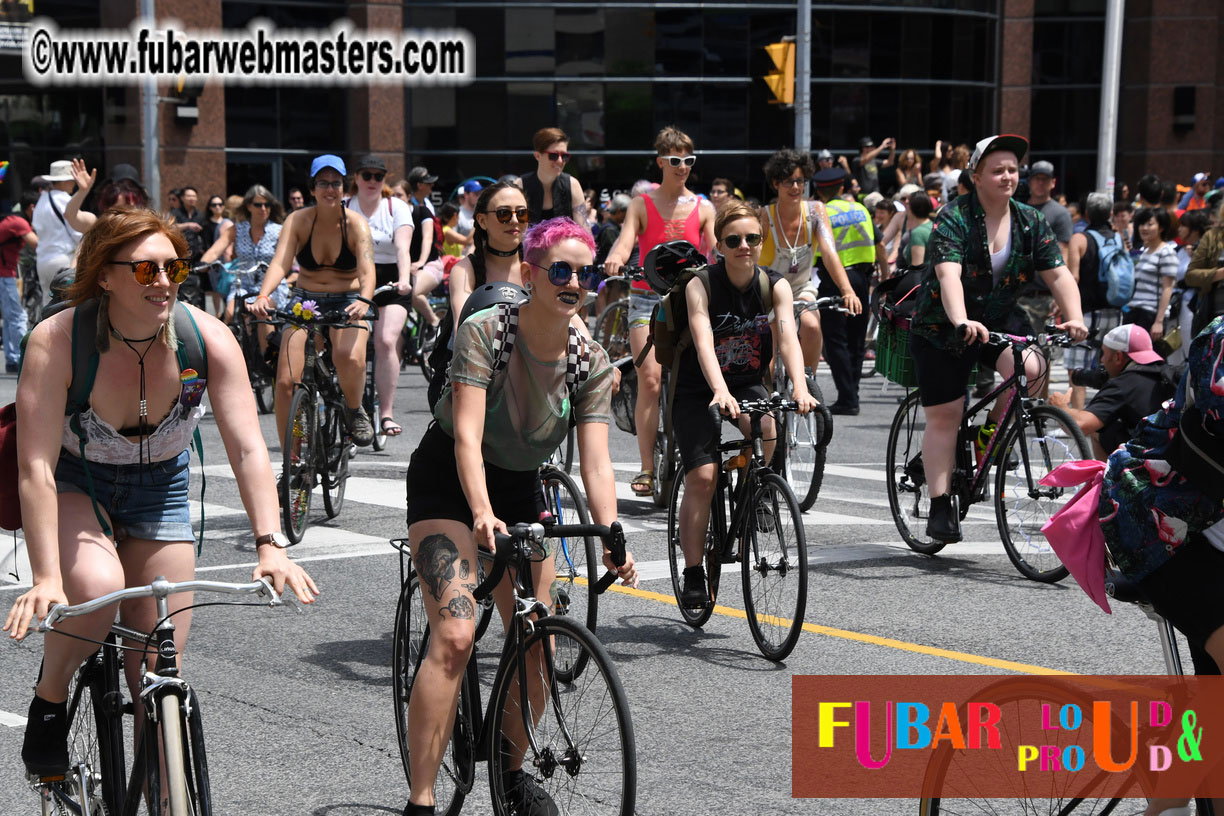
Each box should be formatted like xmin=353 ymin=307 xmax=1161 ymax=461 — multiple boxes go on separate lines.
xmin=532 ymin=261 xmax=605 ymax=292
xmin=547 ymin=151 xmax=570 ymax=163
xmin=360 ymin=171 xmax=385 ymax=182
xmin=721 ymin=233 xmax=763 ymax=249
xmin=484 ymin=206 xmax=530 ymax=224
xmin=663 ymin=155 xmax=697 ymax=168
xmin=108 ymin=258 xmax=193 ymax=286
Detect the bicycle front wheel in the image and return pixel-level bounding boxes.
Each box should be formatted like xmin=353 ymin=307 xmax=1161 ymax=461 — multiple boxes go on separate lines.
xmin=488 ymin=615 xmax=635 ymax=816
xmin=281 ymin=387 xmax=317 ymax=543
xmin=786 ymin=376 xmax=829 ymax=511
xmin=993 ymin=405 xmax=1090 ymax=583
xmin=742 ymin=472 xmax=809 ymax=661
xmin=595 ymin=298 xmax=629 ymax=361
xmin=322 ymin=408 xmax=351 ymax=519
xmin=540 ymin=466 xmax=599 ymax=682
xmin=392 ymin=574 xmax=473 ymax=816
xmin=885 ymin=390 xmax=948 ymax=555
xmin=159 ymin=691 xmax=211 ymax=816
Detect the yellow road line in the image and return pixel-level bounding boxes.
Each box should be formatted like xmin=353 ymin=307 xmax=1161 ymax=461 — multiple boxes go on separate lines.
xmin=591 ymin=581 xmax=1073 ymax=676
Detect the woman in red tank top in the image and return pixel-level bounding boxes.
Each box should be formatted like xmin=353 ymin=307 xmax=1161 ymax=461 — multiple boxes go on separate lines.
xmin=603 ymin=126 xmax=717 ymax=498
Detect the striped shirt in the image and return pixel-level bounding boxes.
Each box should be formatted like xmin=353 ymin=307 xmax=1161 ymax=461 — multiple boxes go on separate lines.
xmin=1128 ymin=242 xmax=1178 ymax=313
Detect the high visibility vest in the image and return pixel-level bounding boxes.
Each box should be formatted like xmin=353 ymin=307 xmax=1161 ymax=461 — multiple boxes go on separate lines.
xmin=817 ymin=198 xmax=876 ymax=267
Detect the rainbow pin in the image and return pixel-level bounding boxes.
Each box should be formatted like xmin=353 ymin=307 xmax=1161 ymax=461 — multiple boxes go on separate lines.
xmin=180 ymin=368 xmax=199 ymax=384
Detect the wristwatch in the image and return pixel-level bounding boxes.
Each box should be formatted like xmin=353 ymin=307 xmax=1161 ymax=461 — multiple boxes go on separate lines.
xmin=255 ymin=532 xmax=292 ymax=549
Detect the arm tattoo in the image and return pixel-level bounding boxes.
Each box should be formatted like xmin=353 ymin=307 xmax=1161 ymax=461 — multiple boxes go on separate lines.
xmin=417 ymin=534 xmax=459 ymax=601
xmin=441 ymin=594 xmax=475 ymax=620
xmin=574 ymin=202 xmax=589 ymax=224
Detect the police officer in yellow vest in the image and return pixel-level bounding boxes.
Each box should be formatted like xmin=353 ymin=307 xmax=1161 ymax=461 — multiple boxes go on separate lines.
xmin=813 ymin=167 xmax=887 ymax=415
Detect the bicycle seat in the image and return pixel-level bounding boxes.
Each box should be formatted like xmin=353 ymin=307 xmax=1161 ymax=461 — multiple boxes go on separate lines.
xmin=1104 ymin=569 xmax=1147 ymax=605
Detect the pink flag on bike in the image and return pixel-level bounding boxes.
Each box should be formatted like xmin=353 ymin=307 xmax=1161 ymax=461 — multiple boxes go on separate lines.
xmin=1040 ymin=459 xmax=1110 ymax=613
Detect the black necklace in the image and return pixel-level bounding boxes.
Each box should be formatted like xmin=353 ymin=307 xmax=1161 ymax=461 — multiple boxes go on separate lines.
xmin=113 ymin=323 xmax=165 ymax=475
xmin=110 ymin=327 xmax=160 ymax=344
xmin=486 ymin=244 xmax=519 ymax=258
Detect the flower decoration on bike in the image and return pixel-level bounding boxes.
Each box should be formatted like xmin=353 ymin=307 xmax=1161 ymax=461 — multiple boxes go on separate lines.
xmin=291 ymin=299 xmax=318 ymax=321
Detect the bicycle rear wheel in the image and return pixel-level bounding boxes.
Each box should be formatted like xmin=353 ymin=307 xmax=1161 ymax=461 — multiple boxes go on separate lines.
xmin=540 ymin=466 xmax=599 ymax=682
xmin=885 ymin=390 xmax=948 ymax=555
xmin=252 ymin=371 xmax=274 ymax=415
xmin=993 ymin=405 xmax=1089 ymax=583
xmin=781 ymin=375 xmax=829 ymax=511
xmin=392 ymin=574 xmax=473 ymax=816
xmin=322 ymin=407 xmax=351 ymax=519
xmin=488 ymin=616 xmax=635 ymax=816
xmin=741 ymin=472 xmax=808 ymax=661
xmin=596 ymin=299 xmax=629 ymax=361
xmin=281 ymin=387 xmax=317 ymax=543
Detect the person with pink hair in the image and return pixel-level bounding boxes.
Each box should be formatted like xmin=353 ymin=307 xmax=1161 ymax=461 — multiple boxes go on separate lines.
xmin=400 ymin=217 xmax=637 ymax=816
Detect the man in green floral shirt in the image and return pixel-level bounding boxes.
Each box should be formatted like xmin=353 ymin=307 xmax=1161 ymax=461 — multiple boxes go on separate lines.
xmin=907 ymin=134 xmax=1087 ymax=542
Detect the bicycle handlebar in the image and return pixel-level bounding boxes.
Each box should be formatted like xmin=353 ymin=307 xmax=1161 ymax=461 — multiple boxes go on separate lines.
xmin=475 ymin=520 xmax=629 ymax=601
xmin=603 ymin=267 xmax=646 ymax=283
xmin=267 ymin=296 xmax=378 ymax=328
xmin=708 ymin=395 xmax=799 ymax=423
xmin=795 ymin=295 xmax=847 ymax=315
xmin=955 ymin=323 xmax=1093 ymax=349
xmin=38 ymin=577 xmax=286 ymax=632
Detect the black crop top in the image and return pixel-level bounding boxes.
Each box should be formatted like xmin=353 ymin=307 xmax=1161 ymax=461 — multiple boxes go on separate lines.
xmin=295 ymin=208 xmax=357 ymax=272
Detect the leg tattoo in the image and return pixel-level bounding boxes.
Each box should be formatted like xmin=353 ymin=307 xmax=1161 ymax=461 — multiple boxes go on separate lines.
xmin=417 ymin=533 xmax=460 ymax=601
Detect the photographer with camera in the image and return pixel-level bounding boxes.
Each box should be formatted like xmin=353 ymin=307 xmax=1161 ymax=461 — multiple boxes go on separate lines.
xmin=1048 ymin=324 xmax=1177 ymax=460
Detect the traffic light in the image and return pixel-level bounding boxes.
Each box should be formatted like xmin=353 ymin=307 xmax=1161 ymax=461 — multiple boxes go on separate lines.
xmin=763 ymin=41 xmax=795 ymax=106
xmin=171 ymin=74 xmax=205 ymax=124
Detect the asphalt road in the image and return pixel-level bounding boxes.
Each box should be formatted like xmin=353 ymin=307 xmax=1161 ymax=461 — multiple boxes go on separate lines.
xmin=0 ymin=356 xmax=1169 ymax=815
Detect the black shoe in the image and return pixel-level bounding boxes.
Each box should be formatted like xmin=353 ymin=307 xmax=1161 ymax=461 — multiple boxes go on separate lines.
xmin=347 ymin=405 xmax=375 ymax=447
xmin=829 ymin=404 xmax=859 ymax=416
xmin=22 ymin=696 xmax=69 ymax=777
xmin=502 ymin=769 xmax=559 ymax=816
xmin=403 ymin=804 xmax=436 ymax=816
xmin=680 ymin=565 xmax=708 ymax=608
xmin=926 ymin=494 xmax=962 ymax=543
xmin=5 ymin=362 xmax=18 ymax=374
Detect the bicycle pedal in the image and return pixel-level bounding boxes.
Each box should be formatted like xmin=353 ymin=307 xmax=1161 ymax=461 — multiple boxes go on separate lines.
xmin=27 ymin=770 xmax=67 ymax=783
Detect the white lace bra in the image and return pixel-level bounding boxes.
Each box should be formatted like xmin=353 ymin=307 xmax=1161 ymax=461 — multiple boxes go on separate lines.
xmin=62 ymin=402 xmax=206 ymax=465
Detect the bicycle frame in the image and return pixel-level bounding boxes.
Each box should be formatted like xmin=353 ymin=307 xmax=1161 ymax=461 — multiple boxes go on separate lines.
xmin=709 ymin=408 xmax=778 ymax=562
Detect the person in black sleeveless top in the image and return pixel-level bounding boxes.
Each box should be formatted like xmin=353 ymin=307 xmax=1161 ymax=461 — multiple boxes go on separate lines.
xmin=673 ymin=200 xmax=817 ymax=608
xmin=515 ymin=126 xmax=587 ymax=225
xmin=252 ymin=154 xmax=377 ymax=447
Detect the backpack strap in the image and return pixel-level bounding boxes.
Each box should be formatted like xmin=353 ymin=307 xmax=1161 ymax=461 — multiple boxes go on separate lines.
xmin=66 ymin=301 xmax=111 ymax=537
xmin=565 ymin=325 xmax=591 ymax=396
xmin=755 ymin=266 xmax=772 ymax=315
xmin=172 ymin=302 xmax=209 ymax=552
xmin=489 ymin=302 xmax=519 ymax=375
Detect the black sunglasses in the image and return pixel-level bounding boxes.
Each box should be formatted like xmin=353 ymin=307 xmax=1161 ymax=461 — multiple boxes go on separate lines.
xmin=721 ymin=233 xmax=763 ymax=249
xmin=484 ymin=206 xmax=530 ymax=225
xmin=664 ymin=156 xmax=697 ymax=168
xmin=360 ymin=171 xmax=386 ymax=182
xmin=547 ymin=151 xmax=570 ymax=163
xmin=208 ymin=200 xmax=224 ymax=207
xmin=249 ymin=201 xmax=270 ymax=209
xmin=532 ymin=261 xmax=605 ymax=292
xmin=778 ymin=177 xmax=807 ymax=189
xmin=108 ymin=258 xmax=193 ymax=286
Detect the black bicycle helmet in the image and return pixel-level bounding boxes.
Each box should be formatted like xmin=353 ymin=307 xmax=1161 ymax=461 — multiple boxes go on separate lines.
xmin=643 ymin=240 xmax=705 ymax=295
xmin=458 ymin=281 xmax=529 ymax=326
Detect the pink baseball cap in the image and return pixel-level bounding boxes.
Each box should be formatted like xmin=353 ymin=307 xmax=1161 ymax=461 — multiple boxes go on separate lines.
xmin=1102 ymin=324 xmax=1163 ymax=365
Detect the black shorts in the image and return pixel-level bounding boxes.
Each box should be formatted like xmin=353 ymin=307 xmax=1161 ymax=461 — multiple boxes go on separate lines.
xmin=405 ymin=423 xmax=546 ymax=529
xmin=910 ymin=332 xmax=1007 ymax=407
xmin=1137 ymin=532 xmax=1224 ymax=674
xmin=673 ymin=382 xmax=770 ymax=472
xmin=372 ymin=262 xmax=413 ymax=309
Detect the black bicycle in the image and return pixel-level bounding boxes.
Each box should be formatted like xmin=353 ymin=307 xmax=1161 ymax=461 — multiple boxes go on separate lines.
xmin=885 ymin=327 xmax=1091 ymax=582
xmin=27 ymin=576 xmax=292 ymax=816
xmin=666 ymin=396 xmax=809 ymax=661
xmin=225 ymin=262 xmax=275 ymax=414
xmin=273 ymin=299 xmax=375 ymax=542
xmin=391 ymin=522 xmax=635 ymax=816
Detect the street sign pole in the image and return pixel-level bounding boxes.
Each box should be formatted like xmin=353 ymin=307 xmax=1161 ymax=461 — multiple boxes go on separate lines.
xmin=795 ymin=0 xmax=811 ymax=152
xmin=1096 ymin=0 xmax=1125 ymax=198
xmin=140 ymin=0 xmax=160 ymax=205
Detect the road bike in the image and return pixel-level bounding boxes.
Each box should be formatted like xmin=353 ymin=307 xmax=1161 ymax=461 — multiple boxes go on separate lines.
xmin=391 ymin=522 xmax=635 ymax=816
xmin=772 ymin=296 xmax=840 ymax=511
xmin=885 ymin=328 xmax=1090 ymax=582
xmin=666 ymin=396 xmax=809 ymax=661
xmin=595 ymin=295 xmax=630 ymax=362
xmin=27 ymin=576 xmax=292 ymax=816
xmin=918 ymin=573 xmax=1218 ymax=815
xmin=272 ymin=299 xmax=376 ymax=542
xmin=224 ymin=261 xmax=275 ymax=414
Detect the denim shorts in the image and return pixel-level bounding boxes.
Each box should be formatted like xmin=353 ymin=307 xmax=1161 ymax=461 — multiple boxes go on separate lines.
xmin=289 ymin=287 xmax=360 ymax=318
xmin=55 ymin=449 xmax=193 ymax=542
xmin=628 ymin=291 xmax=660 ymax=329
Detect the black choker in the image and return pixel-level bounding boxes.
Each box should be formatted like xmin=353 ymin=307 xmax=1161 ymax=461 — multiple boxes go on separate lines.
xmin=486 ymin=245 xmax=519 ymax=258
xmin=110 ymin=326 xmax=161 ymax=344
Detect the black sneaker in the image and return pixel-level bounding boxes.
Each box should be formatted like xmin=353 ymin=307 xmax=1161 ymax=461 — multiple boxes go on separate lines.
xmin=347 ymin=405 xmax=375 ymax=447
xmin=680 ymin=565 xmax=707 ymax=608
xmin=22 ymin=696 xmax=69 ymax=777
xmin=402 ymin=804 xmax=436 ymax=816
xmin=926 ymin=494 xmax=962 ymax=543
xmin=502 ymin=769 xmax=558 ymax=816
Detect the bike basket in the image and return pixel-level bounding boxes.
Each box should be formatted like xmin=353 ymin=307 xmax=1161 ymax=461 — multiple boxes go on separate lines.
xmin=611 ymin=363 xmax=637 ymax=435
xmin=875 ymin=312 xmax=919 ymax=388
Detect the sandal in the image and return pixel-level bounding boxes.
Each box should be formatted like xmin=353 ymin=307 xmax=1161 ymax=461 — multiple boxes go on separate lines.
xmin=380 ymin=417 xmax=403 ymax=437
xmin=630 ymin=470 xmax=654 ymax=496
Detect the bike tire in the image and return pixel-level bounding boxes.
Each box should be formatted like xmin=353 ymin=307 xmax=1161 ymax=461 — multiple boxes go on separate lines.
xmin=595 ymin=299 xmax=629 ymax=361
xmin=392 ymin=574 xmax=473 ymax=816
xmin=487 ymin=616 xmax=636 ymax=816
xmin=183 ymin=689 xmax=213 ymax=816
xmin=885 ymin=390 xmax=948 ymax=555
xmin=61 ymin=640 xmax=126 ymax=816
xmin=993 ymin=404 xmax=1090 ymax=583
xmin=741 ymin=472 xmax=808 ymax=661
xmin=322 ymin=409 xmax=351 ymax=519
xmin=786 ymin=376 xmax=828 ymax=511
xmin=418 ymin=307 xmax=448 ymax=383
xmin=281 ymin=387 xmax=317 ymax=544
xmin=253 ymin=373 xmax=274 ymax=415
xmin=160 ymin=694 xmax=192 ymax=816
xmin=539 ymin=466 xmax=599 ymax=682
xmin=666 ymin=471 xmax=720 ymax=628
xmin=364 ymin=339 xmax=387 ymax=452
xmin=651 ymin=413 xmax=674 ymax=508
